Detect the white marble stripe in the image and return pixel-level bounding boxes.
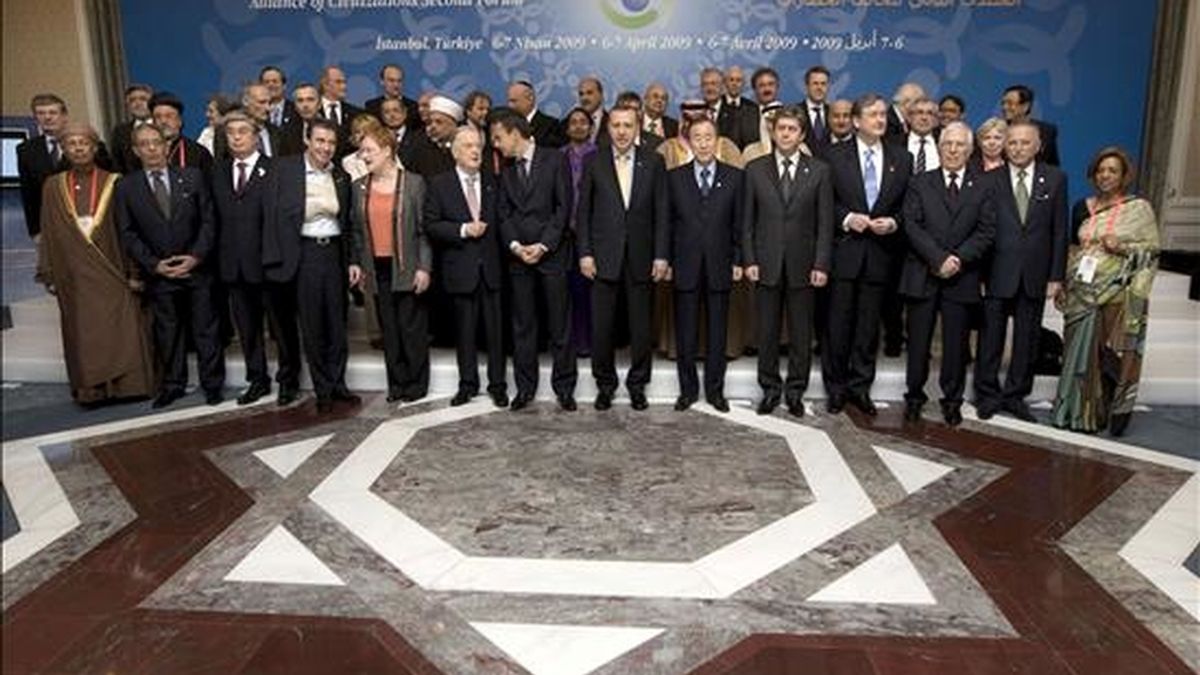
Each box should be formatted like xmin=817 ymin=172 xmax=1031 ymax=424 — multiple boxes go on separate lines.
xmin=1119 ymin=473 xmax=1200 ymax=620
xmin=469 ymin=622 xmax=664 ymax=675
xmin=431 ymin=557 xmax=716 ymax=598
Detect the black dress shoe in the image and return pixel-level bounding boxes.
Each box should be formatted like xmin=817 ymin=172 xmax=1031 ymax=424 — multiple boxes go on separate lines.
xmin=942 ymin=403 xmax=963 ymax=427
xmin=152 ymin=389 xmax=184 ymax=409
xmin=756 ymin=395 xmax=780 ymax=415
xmin=332 ymin=388 xmax=361 ymax=405
xmin=787 ymin=400 xmax=805 ymax=418
xmin=558 ymin=396 xmax=577 ymax=411
xmin=205 ymin=389 xmax=224 ymax=406
xmin=904 ymin=400 xmax=924 ymax=423
xmin=490 ymin=391 xmax=510 ymax=408
xmin=707 ymin=395 xmax=730 ymax=413
xmin=277 ymin=386 xmax=300 ymax=406
xmin=1108 ymin=412 xmax=1131 ymax=437
xmin=826 ymin=393 xmax=846 ymax=414
xmin=851 ymin=394 xmax=877 ymax=416
xmin=976 ymin=400 xmax=999 ymax=420
xmin=386 ymin=389 xmax=404 ymax=403
xmin=1005 ymin=400 xmax=1037 ymax=423
xmin=450 ymin=390 xmax=476 ymax=407
xmin=674 ymin=395 xmax=697 ymax=411
xmin=237 ymin=381 xmax=270 ymax=406
xmin=510 ymin=393 xmax=533 ymax=411
xmin=630 ymin=392 xmax=648 ymax=411
xmin=594 ymin=391 xmax=613 ymax=411
xmin=316 ymin=397 xmax=334 ymax=414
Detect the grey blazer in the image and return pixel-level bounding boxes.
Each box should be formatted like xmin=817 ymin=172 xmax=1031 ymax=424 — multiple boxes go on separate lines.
xmin=349 ymin=168 xmax=430 ymax=294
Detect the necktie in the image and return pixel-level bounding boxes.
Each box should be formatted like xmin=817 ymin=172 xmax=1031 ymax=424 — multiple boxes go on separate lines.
xmin=48 ymin=137 xmax=61 ymax=164
xmin=327 ymin=103 xmax=339 ymax=126
xmin=152 ymin=170 xmax=171 ymax=218
xmin=916 ymin=137 xmax=927 ymax=173
xmin=616 ymin=153 xmax=633 ymax=209
xmin=1015 ymin=168 xmax=1030 ymax=223
xmin=781 ymin=158 xmax=795 ymax=202
xmin=465 ymin=174 xmax=480 ymax=221
xmin=864 ymin=149 xmax=879 ymax=211
xmin=812 ymin=107 xmax=826 ymax=142
xmin=948 ymin=172 xmax=959 ymax=201
xmin=515 ymin=157 xmax=529 ymax=190
xmin=270 ymin=105 xmax=281 ymax=127
xmin=236 ymin=160 xmax=248 ymax=194
xmin=699 ymin=166 xmax=712 ymax=198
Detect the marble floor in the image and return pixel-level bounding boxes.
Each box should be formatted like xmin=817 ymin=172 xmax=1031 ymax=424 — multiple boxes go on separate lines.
xmin=1 ymin=381 xmax=1197 ymax=674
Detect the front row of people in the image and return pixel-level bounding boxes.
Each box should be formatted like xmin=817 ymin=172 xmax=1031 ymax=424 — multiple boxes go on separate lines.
xmin=36 ymin=97 xmax=1159 ymax=437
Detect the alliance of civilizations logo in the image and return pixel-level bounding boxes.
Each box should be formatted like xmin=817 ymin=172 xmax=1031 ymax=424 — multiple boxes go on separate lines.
xmin=600 ymin=0 xmax=674 ymax=29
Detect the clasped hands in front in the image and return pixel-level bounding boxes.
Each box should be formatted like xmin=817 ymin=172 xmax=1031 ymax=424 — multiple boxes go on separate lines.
xmin=846 ymin=213 xmax=896 ymax=236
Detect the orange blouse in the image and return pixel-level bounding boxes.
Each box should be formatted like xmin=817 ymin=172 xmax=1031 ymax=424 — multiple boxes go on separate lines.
xmin=368 ymin=189 xmax=395 ymax=259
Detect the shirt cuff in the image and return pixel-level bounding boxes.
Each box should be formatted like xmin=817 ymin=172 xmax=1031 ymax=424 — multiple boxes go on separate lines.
xmin=509 ymin=241 xmax=521 ymax=252
xmin=841 ymin=214 xmax=855 ymax=232
xmin=460 ymin=223 xmax=471 ymax=239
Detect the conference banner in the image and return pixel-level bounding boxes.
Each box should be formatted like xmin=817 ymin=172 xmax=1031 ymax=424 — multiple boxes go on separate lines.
xmin=120 ymin=0 xmax=1158 ymax=188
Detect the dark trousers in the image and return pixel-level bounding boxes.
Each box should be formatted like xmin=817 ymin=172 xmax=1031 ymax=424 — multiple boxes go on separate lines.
xmin=757 ymin=267 xmax=814 ymax=401
xmin=674 ymin=267 xmax=729 ymax=400
xmin=150 ymin=277 xmax=224 ymax=394
xmin=511 ymin=259 xmax=576 ymax=399
xmin=374 ymin=259 xmax=430 ymax=398
xmin=823 ymin=277 xmax=885 ymax=398
xmin=228 ymin=279 xmax=301 ymax=389
xmin=296 ymin=238 xmax=349 ymax=400
xmin=592 ymin=262 xmax=653 ymax=396
xmin=905 ymin=293 xmax=973 ymax=405
xmin=975 ymin=290 xmax=1044 ymax=406
xmin=453 ymin=281 xmax=507 ymax=395
xmin=882 ymin=272 xmax=906 ymax=351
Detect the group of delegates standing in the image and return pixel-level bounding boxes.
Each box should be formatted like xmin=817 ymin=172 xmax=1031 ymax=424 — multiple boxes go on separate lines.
xmin=17 ymin=62 xmax=1160 ymax=436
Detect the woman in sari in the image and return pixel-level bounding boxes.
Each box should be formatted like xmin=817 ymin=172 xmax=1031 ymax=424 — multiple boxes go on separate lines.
xmin=1052 ymin=147 xmax=1159 ymax=436
xmin=36 ymin=123 xmax=155 ymax=405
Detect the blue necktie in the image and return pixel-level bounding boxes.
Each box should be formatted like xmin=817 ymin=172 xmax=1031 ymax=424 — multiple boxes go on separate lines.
xmin=700 ymin=166 xmax=711 ymax=197
xmin=864 ymin=148 xmax=879 ymax=211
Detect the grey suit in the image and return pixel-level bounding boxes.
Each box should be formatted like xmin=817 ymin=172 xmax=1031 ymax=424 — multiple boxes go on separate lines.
xmin=742 ymin=153 xmax=834 ymax=402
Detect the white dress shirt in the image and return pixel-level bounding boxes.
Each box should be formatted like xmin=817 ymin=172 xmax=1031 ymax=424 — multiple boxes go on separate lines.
xmin=907 ymin=131 xmax=940 ymax=172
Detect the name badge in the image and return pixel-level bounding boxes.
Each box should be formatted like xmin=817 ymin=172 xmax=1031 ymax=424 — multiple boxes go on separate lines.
xmin=1077 ymin=255 xmax=1098 ymax=284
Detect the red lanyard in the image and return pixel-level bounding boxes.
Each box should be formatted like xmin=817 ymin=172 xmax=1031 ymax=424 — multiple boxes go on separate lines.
xmin=175 ymin=141 xmax=187 ymax=168
xmin=1084 ymin=198 xmax=1122 ymax=245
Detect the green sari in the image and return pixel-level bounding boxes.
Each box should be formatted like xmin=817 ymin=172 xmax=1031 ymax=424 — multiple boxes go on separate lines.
xmin=1052 ymin=196 xmax=1159 ymax=432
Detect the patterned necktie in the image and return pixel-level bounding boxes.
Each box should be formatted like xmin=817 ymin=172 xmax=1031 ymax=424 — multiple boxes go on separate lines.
xmin=465 ymin=174 xmax=480 ymax=221
xmin=948 ymin=171 xmax=959 ymax=201
xmin=781 ymin=158 xmax=796 ymax=202
xmin=236 ymin=161 xmax=248 ymax=194
xmin=812 ymin=107 xmax=826 ymax=142
xmin=48 ymin=137 xmax=61 ymax=164
xmin=700 ymin=166 xmax=712 ymax=198
xmin=864 ymin=149 xmax=879 ymax=211
xmin=152 ymin=170 xmax=171 ymax=218
xmin=1015 ymin=168 xmax=1030 ymax=223
xmin=327 ymin=103 xmax=339 ymax=126
xmin=515 ymin=157 xmax=529 ymax=190
xmin=617 ymin=153 xmax=633 ymax=209
xmin=916 ymin=137 xmax=927 ymax=173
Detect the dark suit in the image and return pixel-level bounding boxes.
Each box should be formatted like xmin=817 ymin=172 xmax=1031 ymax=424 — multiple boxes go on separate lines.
xmin=530 ymin=110 xmax=566 ymax=148
xmin=974 ymin=162 xmax=1068 ymax=408
xmin=1032 ymin=118 xmax=1060 ymax=167
xmin=669 ymin=161 xmax=743 ymax=400
xmin=166 ymin=137 xmax=214 ymax=176
xmin=901 ymin=168 xmax=995 ymax=406
xmin=109 ymin=119 xmax=145 ymax=175
xmin=274 ymin=117 xmax=308 ymax=157
xmin=498 ymin=145 xmax=577 ymax=399
xmin=264 ymin=155 xmax=354 ymax=401
xmin=576 ymin=145 xmax=669 ymax=397
xmin=17 ymin=135 xmax=113 ymax=238
xmin=116 ymin=166 xmax=224 ymax=395
xmin=645 ymin=115 xmax=678 ymax=140
xmin=803 ymin=101 xmax=832 ymax=153
xmin=743 ymin=153 xmax=834 ymax=402
xmin=822 ymin=139 xmax=913 ymax=400
xmin=424 ymin=169 xmax=507 ymax=396
xmin=407 ymin=130 xmax=456 ymax=177
xmin=318 ymin=100 xmax=366 ymax=162
xmin=212 ymin=154 xmax=301 ymax=391
xmin=885 ymin=105 xmax=908 ymax=145
xmin=717 ymin=97 xmax=756 ymax=148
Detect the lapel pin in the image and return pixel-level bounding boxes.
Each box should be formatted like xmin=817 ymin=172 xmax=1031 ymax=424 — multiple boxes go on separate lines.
xmin=967 ymin=181 xmax=973 ymax=188
xmin=257 ymin=167 xmax=266 ymax=177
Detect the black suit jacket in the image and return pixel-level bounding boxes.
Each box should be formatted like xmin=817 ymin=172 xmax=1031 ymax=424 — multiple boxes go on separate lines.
xmin=576 ymin=145 xmax=669 ymax=283
xmin=212 ymin=154 xmax=274 ymax=284
xmin=827 ymin=139 xmax=913 ymax=283
xmin=530 ymin=110 xmax=566 ymax=148
xmin=319 ymin=101 xmax=366 ymax=161
xmin=899 ymin=168 xmax=996 ymax=302
xmin=115 ymin=166 xmax=216 ymax=292
xmin=274 ymin=117 xmax=308 ymax=157
xmin=885 ymin=105 xmax=908 ymax=145
xmin=717 ymin=97 xmax=756 ymax=148
xmin=1032 ymin=118 xmax=1060 ymax=167
xmin=109 ymin=119 xmax=143 ymax=174
xmin=646 ymin=115 xmax=679 ymax=140
xmin=497 ymin=145 xmax=572 ymax=271
xmin=667 ymin=161 xmax=743 ymax=293
xmin=407 ymin=130 xmax=456 ymax=177
xmin=983 ymin=163 xmax=1068 ymax=299
xmin=422 ymin=169 xmax=503 ymax=294
xmin=262 ymin=155 xmax=352 ymax=284
xmin=365 ymin=95 xmax=421 ymax=132
xmin=741 ymin=153 xmax=835 ymax=289
xmin=17 ymin=135 xmax=114 ymax=237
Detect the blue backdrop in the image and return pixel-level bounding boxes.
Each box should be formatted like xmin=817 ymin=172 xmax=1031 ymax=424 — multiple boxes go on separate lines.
xmin=120 ymin=0 xmax=1158 ymax=193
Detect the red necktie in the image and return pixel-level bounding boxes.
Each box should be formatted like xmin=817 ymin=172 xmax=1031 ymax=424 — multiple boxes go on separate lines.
xmin=236 ymin=161 xmax=248 ymax=194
